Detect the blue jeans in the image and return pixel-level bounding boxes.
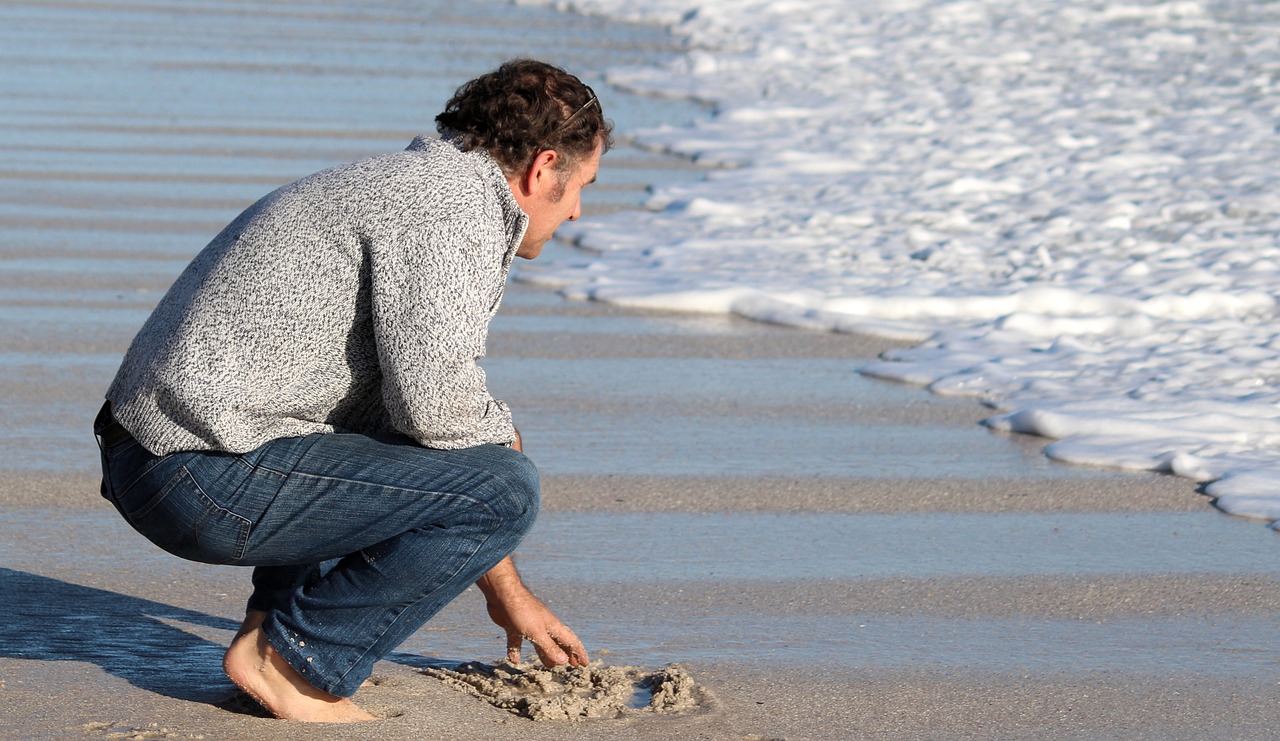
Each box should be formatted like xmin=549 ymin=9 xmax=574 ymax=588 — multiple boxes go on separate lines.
xmin=94 ymin=404 xmax=539 ymax=697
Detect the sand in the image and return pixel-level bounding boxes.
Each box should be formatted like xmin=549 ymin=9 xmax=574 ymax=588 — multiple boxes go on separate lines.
xmin=5 ymin=285 xmax=1280 ymax=740
xmin=422 ymin=661 xmax=709 ymax=721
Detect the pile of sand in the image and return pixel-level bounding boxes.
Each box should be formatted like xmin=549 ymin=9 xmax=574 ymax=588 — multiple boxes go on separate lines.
xmin=421 ymin=660 xmax=710 ymax=722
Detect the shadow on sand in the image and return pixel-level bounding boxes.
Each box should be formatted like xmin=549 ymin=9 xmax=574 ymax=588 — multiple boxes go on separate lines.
xmin=0 ymin=567 xmax=240 ymax=703
xmin=0 ymin=567 xmax=454 ymax=711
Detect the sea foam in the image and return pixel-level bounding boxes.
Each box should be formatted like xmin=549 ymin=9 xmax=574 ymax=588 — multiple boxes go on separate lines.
xmin=517 ymin=0 xmax=1280 ymax=525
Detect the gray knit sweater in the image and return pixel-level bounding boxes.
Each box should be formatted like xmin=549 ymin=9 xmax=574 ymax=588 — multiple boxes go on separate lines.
xmin=107 ymin=136 xmax=527 ymax=455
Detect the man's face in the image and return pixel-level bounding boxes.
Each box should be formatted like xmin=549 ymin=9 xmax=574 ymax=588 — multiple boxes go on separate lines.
xmin=514 ymin=142 xmax=602 ymax=260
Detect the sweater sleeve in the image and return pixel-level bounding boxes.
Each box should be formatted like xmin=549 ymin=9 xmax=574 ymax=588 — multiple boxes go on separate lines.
xmin=367 ymin=215 xmax=517 ymax=450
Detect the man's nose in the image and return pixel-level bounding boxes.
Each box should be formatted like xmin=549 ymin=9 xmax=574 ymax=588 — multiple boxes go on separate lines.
xmin=567 ymin=199 xmax=582 ymax=222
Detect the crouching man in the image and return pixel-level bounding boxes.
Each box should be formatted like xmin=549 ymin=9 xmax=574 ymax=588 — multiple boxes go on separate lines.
xmin=94 ymin=59 xmax=609 ymax=722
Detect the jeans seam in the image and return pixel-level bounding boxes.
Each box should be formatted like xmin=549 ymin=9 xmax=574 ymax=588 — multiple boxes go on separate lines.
xmin=187 ymin=471 xmax=254 ymax=561
xmin=285 ymin=470 xmax=504 ymax=506
xmin=128 ymin=464 xmax=190 ymax=520
xmin=233 ymin=455 xmax=290 ymax=477
xmin=116 ymin=455 xmax=168 ymax=501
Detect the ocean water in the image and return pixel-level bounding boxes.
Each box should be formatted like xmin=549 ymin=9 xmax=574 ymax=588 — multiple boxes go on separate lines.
xmin=513 ymin=0 xmax=1280 ymax=525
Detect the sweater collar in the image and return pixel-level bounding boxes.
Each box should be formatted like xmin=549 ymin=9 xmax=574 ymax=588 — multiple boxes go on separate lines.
xmin=405 ymin=134 xmax=528 ymax=268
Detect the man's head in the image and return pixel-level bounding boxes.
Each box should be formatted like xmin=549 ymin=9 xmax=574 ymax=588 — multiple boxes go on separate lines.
xmin=435 ymin=59 xmax=613 ymax=180
xmin=436 ymin=60 xmax=613 ymax=259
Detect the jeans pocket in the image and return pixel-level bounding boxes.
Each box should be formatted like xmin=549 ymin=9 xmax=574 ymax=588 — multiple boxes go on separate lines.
xmin=122 ymin=465 xmax=253 ymax=565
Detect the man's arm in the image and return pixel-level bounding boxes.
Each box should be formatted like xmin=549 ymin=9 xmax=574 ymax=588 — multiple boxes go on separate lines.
xmin=476 ymin=556 xmax=588 ymax=668
xmin=368 ymin=208 xmax=518 ymax=450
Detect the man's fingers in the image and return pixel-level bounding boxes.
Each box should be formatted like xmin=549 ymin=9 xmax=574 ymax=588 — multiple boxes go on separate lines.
xmin=527 ymin=630 xmax=570 ymax=668
xmin=549 ymin=625 xmax=589 ymax=666
xmin=525 ymin=624 xmax=589 ymax=668
xmin=505 ymin=630 xmax=523 ymax=664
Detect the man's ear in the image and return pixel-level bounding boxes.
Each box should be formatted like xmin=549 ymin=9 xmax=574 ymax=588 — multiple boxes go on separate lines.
xmin=521 ymin=149 xmax=560 ymax=197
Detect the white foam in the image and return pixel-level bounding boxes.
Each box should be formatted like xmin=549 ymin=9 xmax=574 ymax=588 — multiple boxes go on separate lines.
xmin=518 ymin=0 xmax=1280 ymax=526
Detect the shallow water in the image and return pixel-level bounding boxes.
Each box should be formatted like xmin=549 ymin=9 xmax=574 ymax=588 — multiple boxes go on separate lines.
xmin=0 ymin=0 xmax=707 ymax=276
xmin=559 ymin=612 xmax=1280 ymax=676
xmin=5 ymin=509 xmax=1277 ymax=679
xmin=517 ymin=511 xmax=1280 ymax=581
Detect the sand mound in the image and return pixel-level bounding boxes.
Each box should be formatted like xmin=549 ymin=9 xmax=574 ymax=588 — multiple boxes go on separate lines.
xmin=421 ymin=660 xmax=709 ymax=722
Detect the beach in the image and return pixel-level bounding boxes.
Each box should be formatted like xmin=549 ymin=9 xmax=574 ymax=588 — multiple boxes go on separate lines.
xmin=3 ymin=1 xmax=1280 ymax=739
xmin=5 ymin=281 xmax=1280 ymax=740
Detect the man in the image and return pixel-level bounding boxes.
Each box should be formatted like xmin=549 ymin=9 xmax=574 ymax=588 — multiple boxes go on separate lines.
xmin=92 ymin=59 xmax=611 ymax=722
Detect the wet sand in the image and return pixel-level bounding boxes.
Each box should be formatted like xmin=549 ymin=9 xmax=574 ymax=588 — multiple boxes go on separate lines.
xmin=4 ymin=1 xmax=1280 ymax=739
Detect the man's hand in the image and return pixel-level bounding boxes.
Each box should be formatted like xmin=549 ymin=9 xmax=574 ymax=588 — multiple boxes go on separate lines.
xmin=476 ymin=557 xmax=587 ymax=668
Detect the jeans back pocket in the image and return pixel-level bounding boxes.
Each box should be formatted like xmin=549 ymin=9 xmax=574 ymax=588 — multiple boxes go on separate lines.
xmin=122 ymin=464 xmax=252 ymax=565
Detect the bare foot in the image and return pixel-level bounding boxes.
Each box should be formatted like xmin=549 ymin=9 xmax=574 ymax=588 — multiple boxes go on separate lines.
xmin=223 ymin=626 xmax=376 ymax=723
xmin=237 ymin=610 xmax=374 ymax=689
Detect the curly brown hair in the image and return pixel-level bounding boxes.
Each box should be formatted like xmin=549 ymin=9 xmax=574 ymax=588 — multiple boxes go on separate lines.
xmin=435 ymin=59 xmax=613 ymax=177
